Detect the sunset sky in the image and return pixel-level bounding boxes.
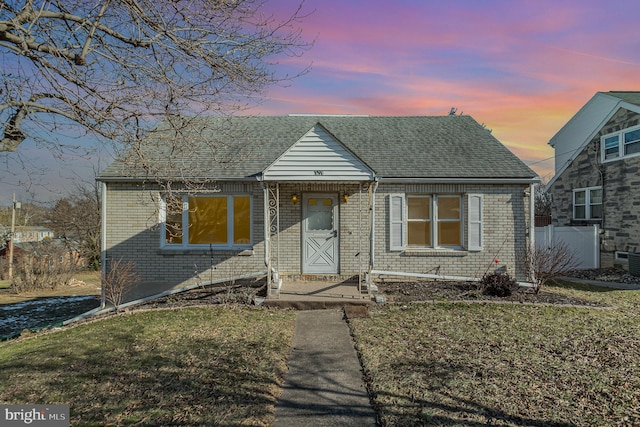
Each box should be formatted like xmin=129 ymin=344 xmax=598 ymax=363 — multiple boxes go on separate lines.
xmin=253 ymin=0 xmax=640 ymax=180
xmin=2 ymin=0 xmax=640 ymax=203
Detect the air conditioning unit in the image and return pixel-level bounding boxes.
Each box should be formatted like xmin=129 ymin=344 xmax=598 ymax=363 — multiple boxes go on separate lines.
xmin=629 ymin=253 xmax=640 ymax=277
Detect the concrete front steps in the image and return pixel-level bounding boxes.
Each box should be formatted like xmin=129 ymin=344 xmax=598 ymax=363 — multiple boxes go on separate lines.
xmin=262 ymin=276 xmax=380 ymax=310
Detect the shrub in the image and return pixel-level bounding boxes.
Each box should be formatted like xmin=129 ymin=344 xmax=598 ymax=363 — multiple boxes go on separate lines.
xmin=10 ymin=241 xmax=79 ymax=293
xmin=521 ymin=241 xmax=578 ymax=294
xmin=481 ymin=272 xmax=518 ymax=297
xmin=103 ymin=258 xmax=139 ymax=310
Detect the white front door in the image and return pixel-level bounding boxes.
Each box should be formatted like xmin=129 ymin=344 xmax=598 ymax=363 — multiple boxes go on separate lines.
xmin=302 ymin=193 xmax=339 ymax=274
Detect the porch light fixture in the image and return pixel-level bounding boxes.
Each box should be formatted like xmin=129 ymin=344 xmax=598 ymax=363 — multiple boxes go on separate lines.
xmin=291 ymin=194 xmax=299 ymax=204
xmin=342 ymin=193 xmax=349 ymax=203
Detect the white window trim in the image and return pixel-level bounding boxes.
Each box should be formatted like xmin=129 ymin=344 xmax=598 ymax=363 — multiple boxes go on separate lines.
xmin=601 ymin=124 xmax=640 ymax=163
xmin=389 ymin=194 xmax=469 ymax=251
xmin=572 ymin=186 xmax=602 ymax=220
xmin=160 ymin=194 xmax=253 ymax=250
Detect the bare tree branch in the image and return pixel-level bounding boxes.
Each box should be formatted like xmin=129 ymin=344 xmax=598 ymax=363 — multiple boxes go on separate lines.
xmin=1 ymin=0 xmax=311 ymax=157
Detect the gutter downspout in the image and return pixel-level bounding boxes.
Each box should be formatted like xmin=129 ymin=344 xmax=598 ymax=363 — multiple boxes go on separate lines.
xmin=100 ymin=181 xmax=107 ymax=309
xmin=368 ymin=177 xmax=380 ymax=281
xmin=529 ymin=182 xmax=536 ymax=283
xmin=261 ymin=180 xmax=271 ymax=292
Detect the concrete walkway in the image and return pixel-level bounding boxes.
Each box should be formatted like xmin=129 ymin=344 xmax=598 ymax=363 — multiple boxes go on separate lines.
xmin=274 ymin=309 xmax=377 ymax=427
xmin=562 ymin=276 xmax=640 ymax=290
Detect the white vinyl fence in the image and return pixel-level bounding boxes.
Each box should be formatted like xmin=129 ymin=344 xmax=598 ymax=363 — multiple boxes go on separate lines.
xmin=534 ymin=225 xmax=600 ymax=269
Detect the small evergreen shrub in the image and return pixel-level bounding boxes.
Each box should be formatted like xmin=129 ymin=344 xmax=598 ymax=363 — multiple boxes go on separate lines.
xmin=481 ymin=272 xmax=518 ymax=297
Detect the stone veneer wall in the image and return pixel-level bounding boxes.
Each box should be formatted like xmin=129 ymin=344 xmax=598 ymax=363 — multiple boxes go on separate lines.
xmin=550 ymin=108 xmax=640 ymax=269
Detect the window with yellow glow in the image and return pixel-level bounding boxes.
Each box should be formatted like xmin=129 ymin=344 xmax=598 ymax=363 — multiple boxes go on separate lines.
xmin=233 ymin=196 xmax=251 ymax=244
xmin=162 ymin=194 xmax=252 ymax=248
xmin=188 ymin=196 xmax=228 ymax=244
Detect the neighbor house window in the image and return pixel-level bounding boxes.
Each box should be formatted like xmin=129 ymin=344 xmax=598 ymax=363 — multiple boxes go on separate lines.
xmin=602 ymin=125 xmax=640 ymax=161
xmin=615 ymin=251 xmax=629 ymax=261
xmin=161 ymin=194 xmax=252 ymax=248
xmin=573 ymin=187 xmax=602 ymax=220
xmin=391 ymin=194 xmax=463 ymax=249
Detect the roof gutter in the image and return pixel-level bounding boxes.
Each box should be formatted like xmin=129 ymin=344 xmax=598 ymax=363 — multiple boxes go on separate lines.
xmin=378 ymin=177 xmax=540 ymax=184
xmin=95 ymin=176 xmax=260 ymax=183
xmin=97 ymin=176 xmax=539 ymax=185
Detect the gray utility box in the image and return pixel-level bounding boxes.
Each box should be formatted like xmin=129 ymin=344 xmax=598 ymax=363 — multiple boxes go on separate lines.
xmin=630 ymin=253 xmax=640 ymax=277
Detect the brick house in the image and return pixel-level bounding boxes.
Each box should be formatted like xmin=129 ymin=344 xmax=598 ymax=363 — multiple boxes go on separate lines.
xmin=97 ymin=115 xmax=538 ymax=303
xmin=547 ymin=91 xmax=640 ymax=270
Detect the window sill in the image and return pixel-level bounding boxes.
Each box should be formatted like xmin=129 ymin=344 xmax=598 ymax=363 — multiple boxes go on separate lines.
xmin=401 ymin=248 xmax=468 ymax=257
xmin=158 ymin=248 xmax=254 ymax=256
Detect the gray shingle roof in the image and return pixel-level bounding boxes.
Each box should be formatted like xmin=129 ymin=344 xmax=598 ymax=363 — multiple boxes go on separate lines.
xmin=98 ymin=115 xmax=537 ymax=181
xmin=606 ymin=91 xmax=640 ymax=106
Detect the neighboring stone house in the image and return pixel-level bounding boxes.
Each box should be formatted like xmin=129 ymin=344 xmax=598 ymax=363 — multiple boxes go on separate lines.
xmin=97 ymin=115 xmax=538 ymax=303
xmin=547 ymin=91 xmax=640 ymax=269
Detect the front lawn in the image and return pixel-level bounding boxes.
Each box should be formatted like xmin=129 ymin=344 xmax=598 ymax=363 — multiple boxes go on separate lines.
xmin=349 ymin=283 xmax=640 ymax=426
xmin=0 ymin=307 xmax=295 ymax=426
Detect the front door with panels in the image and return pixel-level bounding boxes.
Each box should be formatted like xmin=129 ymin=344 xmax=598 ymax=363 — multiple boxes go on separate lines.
xmin=302 ymin=193 xmax=339 ymax=274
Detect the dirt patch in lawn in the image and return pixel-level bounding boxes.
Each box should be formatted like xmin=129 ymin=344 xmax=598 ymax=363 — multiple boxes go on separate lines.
xmin=377 ymin=280 xmax=608 ymax=307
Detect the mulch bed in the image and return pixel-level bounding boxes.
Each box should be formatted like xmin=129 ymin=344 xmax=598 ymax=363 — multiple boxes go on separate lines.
xmin=377 ymin=280 xmax=608 ymax=307
xmin=135 ymin=277 xmax=607 ymax=309
xmin=136 ymin=278 xmax=267 ymax=309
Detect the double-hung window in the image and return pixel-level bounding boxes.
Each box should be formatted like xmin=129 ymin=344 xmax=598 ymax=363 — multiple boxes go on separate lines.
xmin=391 ymin=194 xmax=472 ymax=250
xmin=407 ymin=196 xmax=432 ymax=246
xmin=573 ymin=187 xmax=602 ymax=220
xmin=602 ymin=125 xmax=640 ymax=161
xmin=161 ymin=194 xmax=252 ymax=248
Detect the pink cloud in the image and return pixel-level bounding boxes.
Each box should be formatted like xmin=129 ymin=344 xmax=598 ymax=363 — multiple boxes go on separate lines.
xmin=256 ymin=0 xmax=640 ymax=183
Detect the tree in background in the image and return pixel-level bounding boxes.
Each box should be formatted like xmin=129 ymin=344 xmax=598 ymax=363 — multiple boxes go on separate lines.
xmin=534 ymin=182 xmax=552 ymax=217
xmin=0 ymin=201 xmax=48 ymax=227
xmin=0 ymin=0 xmax=310 ymax=157
xmin=48 ymin=182 xmax=101 ymax=269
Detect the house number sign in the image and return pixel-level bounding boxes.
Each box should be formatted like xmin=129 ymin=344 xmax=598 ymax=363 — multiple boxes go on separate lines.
xmin=314 ymin=170 xmax=324 ymax=176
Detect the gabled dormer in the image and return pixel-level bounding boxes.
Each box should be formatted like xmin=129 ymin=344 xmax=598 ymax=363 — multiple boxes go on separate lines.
xmin=263 ymin=123 xmax=374 ymax=181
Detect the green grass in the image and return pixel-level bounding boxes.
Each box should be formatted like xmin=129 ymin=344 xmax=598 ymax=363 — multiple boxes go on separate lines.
xmin=0 ymin=306 xmax=296 ymax=426
xmin=349 ymin=284 xmax=640 ymax=426
xmin=0 ymin=279 xmax=9 ymax=290
xmin=2 ymin=280 xmax=639 ymax=426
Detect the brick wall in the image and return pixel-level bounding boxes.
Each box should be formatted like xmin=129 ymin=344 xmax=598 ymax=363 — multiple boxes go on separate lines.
xmin=373 ymin=183 xmax=530 ymax=280
xmin=104 ymin=182 xmax=267 ymax=302
xmin=104 ymin=181 xmax=531 ymax=301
